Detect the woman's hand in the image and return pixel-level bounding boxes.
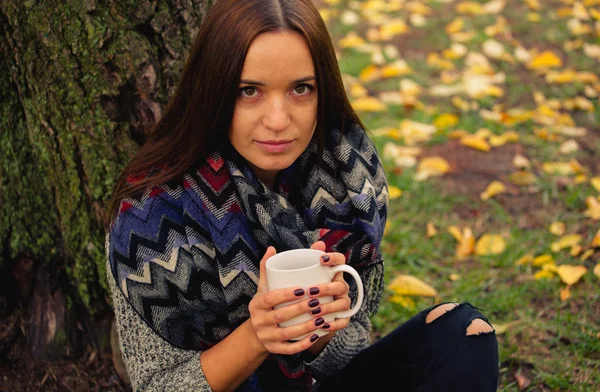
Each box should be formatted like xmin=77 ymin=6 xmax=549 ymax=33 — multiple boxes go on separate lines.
xmin=305 ymin=241 xmax=352 ymax=335
xmin=248 ymin=246 xmax=325 ymax=355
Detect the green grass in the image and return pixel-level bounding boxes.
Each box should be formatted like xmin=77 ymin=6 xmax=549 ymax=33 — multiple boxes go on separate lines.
xmin=319 ymin=0 xmax=600 ymax=389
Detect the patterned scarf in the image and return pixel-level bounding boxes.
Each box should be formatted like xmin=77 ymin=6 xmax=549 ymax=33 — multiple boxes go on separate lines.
xmin=109 ymin=124 xmax=388 ymax=391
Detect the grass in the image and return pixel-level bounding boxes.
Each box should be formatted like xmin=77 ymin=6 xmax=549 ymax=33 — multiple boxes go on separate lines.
xmin=317 ymin=0 xmax=600 ymax=390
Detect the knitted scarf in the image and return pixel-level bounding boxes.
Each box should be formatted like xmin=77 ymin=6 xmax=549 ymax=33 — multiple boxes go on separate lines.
xmin=108 ymin=124 xmax=388 ymax=391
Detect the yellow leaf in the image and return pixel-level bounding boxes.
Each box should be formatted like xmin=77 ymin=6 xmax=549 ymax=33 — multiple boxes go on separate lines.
xmin=591 ymin=228 xmax=600 ymax=247
xmin=584 ymin=196 xmax=600 ymax=220
xmin=560 ymin=286 xmax=571 ymax=301
xmin=389 ymin=294 xmax=416 ymax=310
xmin=381 ymin=61 xmax=413 ymax=78
xmin=415 ymin=156 xmax=451 ymax=181
xmin=492 ymin=320 xmax=521 ymax=335
xmin=456 ymin=227 xmax=475 ymax=260
xmin=543 ymin=162 xmax=576 ymax=175
xmin=515 ymin=254 xmax=534 ymax=265
xmin=447 ymin=225 xmax=463 ymax=242
xmin=550 ymin=234 xmax=582 ymax=252
xmin=489 ymin=134 xmax=507 ymax=147
xmin=456 ymin=1 xmax=484 ymax=15
xmin=509 ymin=171 xmax=537 ymax=186
xmin=359 ymin=64 xmax=381 ymax=82
xmin=351 ymin=97 xmax=387 ymax=112
xmin=513 ymin=155 xmax=531 ymax=169
xmin=388 ymin=274 xmax=439 ymax=297
xmin=556 ymin=265 xmax=587 ymax=285
xmin=549 ymin=221 xmax=566 ymax=236
xmin=527 ymin=51 xmax=563 ymax=69
xmin=591 ymin=177 xmax=600 ymax=192
xmin=481 ymin=181 xmax=506 ymax=200
xmin=475 ymin=233 xmax=506 ymax=255
xmin=384 ymin=220 xmax=391 ymax=236
xmin=534 ymin=269 xmax=555 ymax=280
xmin=426 ymin=222 xmax=437 ymax=238
xmin=580 ymin=249 xmax=594 ymax=261
xmin=542 ymin=262 xmax=558 ymax=273
xmin=379 ymin=20 xmax=409 ymax=40
xmin=533 ymin=254 xmax=554 ymax=266
xmin=571 ymin=244 xmax=582 ymax=256
xmin=433 ymin=113 xmax=459 ymax=130
xmin=389 ymin=185 xmax=403 ymax=199
xmin=527 ymin=12 xmax=542 ymax=22
xmin=449 ymin=273 xmax=461 ymax=281
xmin=460 ymin=135 xmax=492 ymax=152
xmin=350 ymin=83 xmax=368 ymax=98
xmin=594 ymin=263 xmax=600 ymax=280
xmin=339 ymin=32 xmax=366 ymax=48
xmin=446 ymin=17 xmax=465 ymax=34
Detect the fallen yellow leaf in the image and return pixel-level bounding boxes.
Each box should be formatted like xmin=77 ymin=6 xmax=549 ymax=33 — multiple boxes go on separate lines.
xmin=533 ymin=254 xmax=554 ymax=266
xmin=475 ymin=233 xmax=506 ymax=255
xmin=543 ymin=162 xmax=576 ymax=176
xmin=515 ymin=254 xmax=534 ymax=265
xmin=550 ymin=234 xmax=582 ymax=252
xmin=509 ymin=171 xmax=537 ymax=186
xmin=549 ymin=221 xmax=566 ymax=236
xmin=592 ymin=228 xmax=600 ymax=247
xmin=528 ymin=51 xmax=563 ymax=69
xmin=481 ymin=181 xmax=506 ymax=200
xmin=426 ymin=222 xmax=437 ymax=238
xmin=449 ymin=273 xmax=461 ymax=281
xmin=351 ymin=96 xmax=387 ymax=112
xmin=339 ymin=31 xmax=366 ymax=48
xmin=415 ymin=156 xmax=451 ymax=181
xmin=456 ymin=227 xmax=475 ymax=260
xmin=591 ymin=177 xmax=600 ymax=192
xmin=447 ymin=225 xmax=463 ymax=242
xmin=434 ymin=113 xmax=460 ymax=130
xmin=556 ymin=265 xmax=587 ymax=285
xmin=388 ymin=185 xmax=403 ymax=199
xmin=534 ymin=269 xmax=555 ymax=280
xmin=492 ymin=320 xmax=521 ymax=335
xmin=560 ymin=286 xmax=571 ymax=301
xmin=594 ymin=263 xmax=600 ymax=280
xmin=359 ymin=64 xmax=381 ymax=82
xmin=584 ymin=196 xmax=600 ymax=220
xmin=580 ymin=249 xmax=594 ymax=261
xmin=389 ymin=294 xmax=416 ymax=310
xmin=388 ymin=274 xmax=439 ymax=297
xmin=461 ymin=134 xmax=492 ymax=152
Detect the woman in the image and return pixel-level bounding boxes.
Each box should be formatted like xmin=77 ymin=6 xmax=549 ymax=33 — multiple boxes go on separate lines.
xmin=106 ymin=0 xmax=500 ymax=391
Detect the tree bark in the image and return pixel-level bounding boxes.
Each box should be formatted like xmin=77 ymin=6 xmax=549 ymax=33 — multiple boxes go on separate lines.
xmin=0 ymin=0 xmax=212 ymax=362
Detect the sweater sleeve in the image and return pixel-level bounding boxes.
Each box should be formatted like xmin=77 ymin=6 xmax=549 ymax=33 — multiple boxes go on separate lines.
xmin=106 ymin=253 xmax=213 ymax=391
xmin=305 ymin=262 xmax=384 ymax=380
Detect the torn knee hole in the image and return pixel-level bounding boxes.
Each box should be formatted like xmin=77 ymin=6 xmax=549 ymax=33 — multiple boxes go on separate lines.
xmin=425 ymin=303 xmax=460 ymax=324
xmin=466 ymin=318 xmax=494 ymax=336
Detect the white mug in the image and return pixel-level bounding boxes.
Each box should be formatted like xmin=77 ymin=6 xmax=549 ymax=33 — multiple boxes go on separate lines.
xmin=265 ymin=248 xmax=364 ymax=340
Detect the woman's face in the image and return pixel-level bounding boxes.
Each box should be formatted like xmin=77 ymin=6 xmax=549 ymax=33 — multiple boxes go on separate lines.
xmin=229 ymin=31 xmax=318 ymax=187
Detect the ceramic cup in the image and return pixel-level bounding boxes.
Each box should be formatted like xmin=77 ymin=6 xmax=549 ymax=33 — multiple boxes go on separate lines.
xmin=265 ymin=248 xmax=364 ymax=340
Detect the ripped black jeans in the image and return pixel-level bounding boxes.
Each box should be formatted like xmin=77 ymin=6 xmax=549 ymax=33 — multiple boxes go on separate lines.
xmin=317 ymin=302 xmax=499 ymax=392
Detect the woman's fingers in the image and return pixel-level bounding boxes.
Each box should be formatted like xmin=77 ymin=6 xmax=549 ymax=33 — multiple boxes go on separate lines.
xmin=304 ymin=281 xmax=348 ymax=298
xmin=320 ymin=251 xmax=346 ymax=266
xmin=263 ymin=332 xmax=321 ymax=355
xmin=258 ymin=286 xmax=309 ymax=310
xmin=310 ymin=296 xmax=352 ymax=317
xmin=257 ymin=246 xmax=276 ymax=293
xmin=260 ymin=296 xmax=322 ymax=326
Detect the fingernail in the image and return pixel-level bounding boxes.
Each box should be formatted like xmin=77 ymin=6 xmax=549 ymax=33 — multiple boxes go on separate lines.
xmin=322 ymin=323 xmax=331 ymax=329
xmin=310 ymin=334 xmax=319 ymax=342
xmin=321 ymin=255 xmax=330 ymax=263
xmin=311 ymin=308 xmax=321 ymax=315
xmin=308 ymin=299 xmax=319 ymax=308
xmin=314 ymin=317 xmax=324 ymax=326
xmin=294 ymin=289 xmax=305 ymax=297
xmin=309 ymin=287 xmax=320 ymax=295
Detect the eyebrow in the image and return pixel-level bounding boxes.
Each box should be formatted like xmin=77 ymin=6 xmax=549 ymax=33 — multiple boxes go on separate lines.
xmin=239 ymin=76 xmax=316 ymax=86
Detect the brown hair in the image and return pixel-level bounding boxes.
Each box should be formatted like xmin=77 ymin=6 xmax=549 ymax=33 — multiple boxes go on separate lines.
xmin=107 ymin=0 xmax=364 ymax=224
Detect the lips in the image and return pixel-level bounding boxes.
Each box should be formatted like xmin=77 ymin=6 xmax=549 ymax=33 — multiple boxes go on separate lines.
xmin=254 ymin=140 xmax=296 ymax=153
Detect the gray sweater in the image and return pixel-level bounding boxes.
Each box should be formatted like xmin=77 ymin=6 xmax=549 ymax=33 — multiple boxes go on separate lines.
xmin=107 ymin=238 xmax=384 ymax=391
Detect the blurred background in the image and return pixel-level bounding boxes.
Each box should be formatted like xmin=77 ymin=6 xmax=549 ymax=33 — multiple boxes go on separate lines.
xmin=1 ymin=0 xmax=599 ymax=391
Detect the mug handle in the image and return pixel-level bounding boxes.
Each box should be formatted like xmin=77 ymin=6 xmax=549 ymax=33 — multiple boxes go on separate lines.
xmin=327 ymin=265 xmax=364 ymax=319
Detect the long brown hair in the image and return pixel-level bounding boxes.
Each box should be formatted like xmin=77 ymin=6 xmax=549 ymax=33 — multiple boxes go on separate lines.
xmin=107 ymin=0 xmax=364 ymax=224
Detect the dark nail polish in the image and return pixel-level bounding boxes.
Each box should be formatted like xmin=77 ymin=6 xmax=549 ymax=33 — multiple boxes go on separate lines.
xmin=315 ymin=317 xmax=324 ymax=326
xmin=322 ymin=323 xmax=331 ymax=329
xmin=311 ymin=308 xmax=321 ymax=315
xmin=308 ymin=299 xmax=319 ymax=308
xmin=309 ymin=287 xmax=320 ymax=295
xmin=294 ymin=289 xmax=305 ymax=297
xmin=321 ymin=255 xmax=330 ymax=263
xmin=310 ymin=334 xmax=319 ymax=342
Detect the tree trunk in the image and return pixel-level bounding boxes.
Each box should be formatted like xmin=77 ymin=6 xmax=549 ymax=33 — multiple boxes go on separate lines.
xmin=0 ymin=0 xmax=212 ymax=373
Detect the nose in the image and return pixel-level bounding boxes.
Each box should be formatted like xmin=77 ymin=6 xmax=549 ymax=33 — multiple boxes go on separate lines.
xmin=262 ymin=97 xmax=291 ymax=132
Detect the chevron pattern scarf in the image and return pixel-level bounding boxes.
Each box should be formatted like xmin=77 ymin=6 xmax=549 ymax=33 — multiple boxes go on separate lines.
xmin=108 ymin=124 xmax=388 ymax=391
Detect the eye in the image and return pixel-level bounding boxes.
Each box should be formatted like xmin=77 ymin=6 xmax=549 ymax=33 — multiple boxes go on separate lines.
xmin=240 ymin=87 xmax=259 ymax=97
xmin=292 ymin=84 xmax=314 ymax=96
